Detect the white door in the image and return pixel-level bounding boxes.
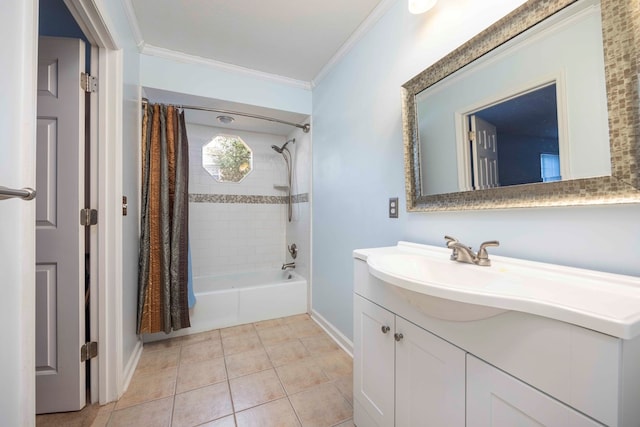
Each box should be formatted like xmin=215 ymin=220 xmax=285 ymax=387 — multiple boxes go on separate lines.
xmin=0 ymin=2 xmax=38 ymax=424
xmin=354 ymin=295 xmax=395 ymax=427
xmin=467 ymin=356 xmax=604 ymax=427
xmin=395 ymin=317 xmax=466 ymax=427
xmin=35 ymin=36 xmax=87 ymax=414
xmin=471 ymin=115 xmax=500 ymax=189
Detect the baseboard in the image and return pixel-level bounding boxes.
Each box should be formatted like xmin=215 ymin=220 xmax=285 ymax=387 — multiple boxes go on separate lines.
xmin=310 ymin=309 xmax=354 ymax=357
xmin=120 ymin=338 xmax=143 ymax=396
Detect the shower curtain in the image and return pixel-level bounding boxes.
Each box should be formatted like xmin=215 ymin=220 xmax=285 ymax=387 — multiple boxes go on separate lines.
xmin=137 ymin=103 xmax=191 ymax=334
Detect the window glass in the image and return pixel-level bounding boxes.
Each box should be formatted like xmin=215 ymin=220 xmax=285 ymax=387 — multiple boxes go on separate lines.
xmin=202 ymin=135 xmax=252 ymax=183
xmin=540 ymin=153 xmax=561 ymax=182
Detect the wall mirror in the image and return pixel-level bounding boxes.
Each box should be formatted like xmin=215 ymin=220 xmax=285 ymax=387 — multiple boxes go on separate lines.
xmin=402 ymin=0 xmax=640 ymax=211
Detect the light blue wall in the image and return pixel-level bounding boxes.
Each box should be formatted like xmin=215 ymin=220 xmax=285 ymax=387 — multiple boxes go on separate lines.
xmin=140 ymin=54 xmax=312 ymax=115
xmin=311 ymin=0 xmax=640 ymax=341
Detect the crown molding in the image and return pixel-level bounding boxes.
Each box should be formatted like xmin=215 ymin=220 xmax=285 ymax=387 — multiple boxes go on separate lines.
xmin=312 ymin=0 xmax=397 ymax=87
xmin=120 ymin=0 xmax=145 ymax=49
xmin=141 ymin=44 xmax=313 ymax=91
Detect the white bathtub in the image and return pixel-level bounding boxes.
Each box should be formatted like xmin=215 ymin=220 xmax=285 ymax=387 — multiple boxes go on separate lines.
xmin=143 ymin=269 xmax=308 ymax=342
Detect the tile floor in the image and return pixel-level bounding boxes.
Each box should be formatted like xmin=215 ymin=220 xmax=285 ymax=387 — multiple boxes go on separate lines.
xmin=39 ymin=314 xmax=354 ymax=427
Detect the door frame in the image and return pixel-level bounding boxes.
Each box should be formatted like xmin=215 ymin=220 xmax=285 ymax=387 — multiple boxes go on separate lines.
xmin=2 ymin=0 xmax=124 ymax=422
xmin=62 ymin=0 xmax=125 ymax=405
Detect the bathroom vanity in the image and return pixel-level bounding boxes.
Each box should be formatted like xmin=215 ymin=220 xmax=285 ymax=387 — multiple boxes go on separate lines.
xmin=353 ymin=242 xmax=640 ymax=427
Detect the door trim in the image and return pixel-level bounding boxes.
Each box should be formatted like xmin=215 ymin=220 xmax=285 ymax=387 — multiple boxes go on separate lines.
xmin=63 ymin=0 xmax=125 ymax=404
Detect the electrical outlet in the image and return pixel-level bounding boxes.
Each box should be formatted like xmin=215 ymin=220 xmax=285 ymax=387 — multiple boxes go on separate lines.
xmin=389 ymin=197 xmax=399 ymax=218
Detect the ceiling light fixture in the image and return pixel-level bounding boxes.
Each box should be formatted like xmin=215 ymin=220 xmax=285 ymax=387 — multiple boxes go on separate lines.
xmin=216 ymin=115 xmax=235 ymax=124
xmin=408 ymin=0 xmax=437 ymax=14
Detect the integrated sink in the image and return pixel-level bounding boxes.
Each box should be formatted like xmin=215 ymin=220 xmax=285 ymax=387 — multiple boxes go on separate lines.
xmin=355 ymin=241 xmax=640 ymax=339
xmin=367 ymin=253 xmax=509 ymax=321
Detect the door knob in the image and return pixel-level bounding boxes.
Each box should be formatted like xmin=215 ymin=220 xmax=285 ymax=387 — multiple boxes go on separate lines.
xmin=381 ymin=325 xmax=390 ymax=334
xmin=394 ymin=333 xmax=404 ymax=342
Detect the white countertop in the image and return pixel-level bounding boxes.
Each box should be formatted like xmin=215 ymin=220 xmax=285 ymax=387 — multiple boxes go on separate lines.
xmin=354 ymin=241 xmax=640 ymax=339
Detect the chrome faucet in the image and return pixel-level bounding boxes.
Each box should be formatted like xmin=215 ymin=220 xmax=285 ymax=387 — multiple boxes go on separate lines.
xmin=445 ymin=235 xmax=499 ymax=266
xmin=281 ymin=262 xmax=296 ymax=270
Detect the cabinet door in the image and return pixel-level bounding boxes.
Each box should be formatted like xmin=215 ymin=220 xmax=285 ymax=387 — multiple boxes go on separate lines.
xmin=354 ymin=295 xmax=395 ymax=427
xmin=395 ymin=317 xmax=466 ymax=427
xmin=467 ymin=355 xmax=603 ymax=427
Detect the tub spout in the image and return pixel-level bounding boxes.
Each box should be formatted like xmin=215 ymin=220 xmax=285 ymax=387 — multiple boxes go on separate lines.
xmin=281 ymin=262 xmax=296 ymax=270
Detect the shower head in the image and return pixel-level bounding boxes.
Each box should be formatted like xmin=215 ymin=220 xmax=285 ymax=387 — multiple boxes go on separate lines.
xmin=271 ymin=138 xmax=295 ymax=154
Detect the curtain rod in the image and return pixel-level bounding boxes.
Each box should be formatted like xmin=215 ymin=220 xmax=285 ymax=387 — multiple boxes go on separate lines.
xmin=141 ymin=98 xmax=310 ymax=133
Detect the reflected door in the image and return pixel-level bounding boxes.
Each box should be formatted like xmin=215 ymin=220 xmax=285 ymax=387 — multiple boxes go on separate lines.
xmin=471 ymin=115 xmax=499 ymax=189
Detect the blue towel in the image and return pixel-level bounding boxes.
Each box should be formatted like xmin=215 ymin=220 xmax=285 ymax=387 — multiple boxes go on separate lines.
xmin=187 ymin=240 xmax=196 ymax=308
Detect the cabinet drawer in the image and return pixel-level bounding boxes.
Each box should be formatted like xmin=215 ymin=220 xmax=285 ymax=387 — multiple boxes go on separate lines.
xmin=467 ymin=355 xmax=603 ymax=427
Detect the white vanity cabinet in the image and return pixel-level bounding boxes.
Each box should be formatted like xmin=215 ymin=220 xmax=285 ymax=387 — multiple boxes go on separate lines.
xmin=352 ymin=245 xmax=640 ymax=427
xmin=354 ymin=295 xmax=465 ymax=427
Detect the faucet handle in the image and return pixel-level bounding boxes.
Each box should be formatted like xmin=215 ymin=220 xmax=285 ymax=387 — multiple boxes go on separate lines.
xmin=444 ymin=236 xmax=459 ymax=260
xmin=477 ymin=240 xmax=499 ymax=266
xmin=288 ymin=243 xmax=298 ymax=259
xmin=444 ymin=235 xmax=458 ymax=247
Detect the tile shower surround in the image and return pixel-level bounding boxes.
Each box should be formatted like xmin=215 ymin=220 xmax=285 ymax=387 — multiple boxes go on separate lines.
xmin=186 ymin=124 xmax=310 ymax=278
xmin=188 ymin=193 xmax=309 ymax=278
xmin=36 ymin=314 xmax=354 ymax=426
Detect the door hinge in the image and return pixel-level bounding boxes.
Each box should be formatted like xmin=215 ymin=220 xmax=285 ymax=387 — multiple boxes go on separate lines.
xmin=80 ymin=72 xmax=97 ymax=93
xmin=80 ymin=208 xmax=98 ymax=226
xmin=81 ymin=342 xmax=98 ymax=362
xmin=469 ymin=131 xmax=476 ymax=141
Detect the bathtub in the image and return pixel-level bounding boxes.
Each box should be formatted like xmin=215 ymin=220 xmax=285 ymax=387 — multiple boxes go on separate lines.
xmin=144 ymin=269 xmax=308 ymax=341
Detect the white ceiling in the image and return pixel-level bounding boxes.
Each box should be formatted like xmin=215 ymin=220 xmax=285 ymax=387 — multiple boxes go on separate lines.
xmin=132 ymin=0 xmax=388 ymax=135
xmin=129 ymin=0 xmax=387 ymax=83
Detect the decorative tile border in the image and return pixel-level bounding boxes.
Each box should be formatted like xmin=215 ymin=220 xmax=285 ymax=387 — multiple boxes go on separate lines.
xmin=189 ymin=193 xmax=309 ymax=204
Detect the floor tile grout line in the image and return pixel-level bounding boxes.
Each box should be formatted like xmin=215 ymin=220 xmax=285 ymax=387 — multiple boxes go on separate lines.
xmin=169 ymin=392 xmax=177 ymax=426
xmin=270 ymin=357 xmax=305 ymax=426
xmin=220 ymin=346 xmax=239 ymax=426
xmin=287 ymin=394 xmax=305 ymax=426
xmin=170 ymin=346 xmax=181 ymax=426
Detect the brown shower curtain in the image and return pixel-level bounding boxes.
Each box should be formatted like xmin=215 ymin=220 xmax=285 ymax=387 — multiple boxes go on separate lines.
xmin=137 ymin=103 xmax=191 ymax=334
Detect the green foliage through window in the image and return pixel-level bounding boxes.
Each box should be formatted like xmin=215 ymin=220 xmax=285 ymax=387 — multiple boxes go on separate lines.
xmin=202 ymin=135 xmax=252 ymax=182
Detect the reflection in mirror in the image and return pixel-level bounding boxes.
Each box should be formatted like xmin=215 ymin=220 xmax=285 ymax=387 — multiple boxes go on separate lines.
xmin=467 ymin=84 xmax=560 ymax=190
xmin=415 ymin=0 xmax=610 ymax=197
xmin=402 ymin=0 xmax=640 ymax=211
xmin=202 ymin=135 xmax=253 ymax=183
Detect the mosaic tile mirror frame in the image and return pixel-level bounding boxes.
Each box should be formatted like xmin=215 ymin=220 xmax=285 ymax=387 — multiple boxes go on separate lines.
xmin=402 ymin=0 xmax=640 ymax=211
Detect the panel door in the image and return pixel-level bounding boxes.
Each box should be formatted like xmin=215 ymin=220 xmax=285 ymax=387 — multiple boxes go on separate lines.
xmin=471 ymin=115 xmax=500 ymax=189
xmin=35 ymin=36 xmax=86 ymax=414
xmin=395 ymin=316 xmax=466 ymax=427
xmin=467 ymin=355 xmax=604 ymax=427
xmin=354 ymin=295 xmax=395 ymax=427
